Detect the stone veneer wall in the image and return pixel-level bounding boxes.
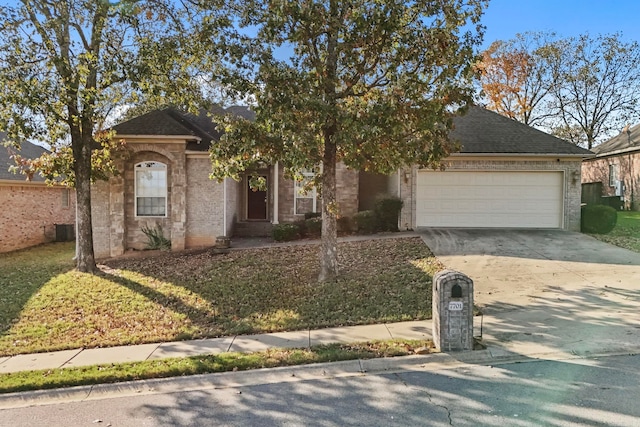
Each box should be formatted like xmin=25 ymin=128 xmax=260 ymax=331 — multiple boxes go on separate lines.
xmin=92 ymin=142 xmax=188 ymax=258
xmin=399 ymin=158 xmax=583 ymax=232
xmin=0 ymin=184 xmax=76 ymax=253
xmin=224 ymin=177 xmax=240 ymax=236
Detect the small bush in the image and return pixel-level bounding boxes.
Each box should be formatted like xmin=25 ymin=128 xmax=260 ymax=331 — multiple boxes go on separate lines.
xmin=272 ymin=223 xmax=300 ymax=241
xmin=304 ymin=212 xmax=321 ymax=220
xmin=337 ymin=216 xmax=353 ymax=233
xmin=141 ymin=225 xmax=171 ymax=250
xmin=293 ymin=219 xmax=307 ymax=237
xmin=305 ymin=217 xmax=322 ymax=237
xmin=353 ymin=210 xmax=378 ymax=234
xmin=581 ymin=204 xmax=617 ymax=234
xmin=374 ymin=195 xmax=403 ymax=232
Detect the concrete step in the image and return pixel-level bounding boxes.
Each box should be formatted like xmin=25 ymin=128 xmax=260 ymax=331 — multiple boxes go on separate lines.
xmin=233 ymin=221 xmax=273 ymax=237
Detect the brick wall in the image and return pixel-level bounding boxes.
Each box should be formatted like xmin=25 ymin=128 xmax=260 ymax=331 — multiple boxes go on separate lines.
xmin=0 ymin=183 xmax=76 ymax=253
xmin=400 ymin=158 xmax=583 ymax=231
xmin=277 ymin=162 xmax=359 ymax=223
xmin=185 ymin=157 xmax=225 ymax=247
xmin=582 ymin=152 xmax=640 ymax=210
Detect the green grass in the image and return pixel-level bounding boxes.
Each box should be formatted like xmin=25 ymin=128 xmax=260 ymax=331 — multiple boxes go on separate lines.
xmin=0 ymin=237 xmax=441 ymax=357
xmin=589 ymin=211 xmax=640 ymax=253
xmin=0 ymin=339 xmax=433 ymax=394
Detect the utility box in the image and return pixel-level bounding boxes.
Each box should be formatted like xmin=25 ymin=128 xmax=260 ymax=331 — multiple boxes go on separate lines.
xmin=55 ymin=224 xmax=75 ymax=242
xmin=433 ymin=269 xmax=474 ymax=352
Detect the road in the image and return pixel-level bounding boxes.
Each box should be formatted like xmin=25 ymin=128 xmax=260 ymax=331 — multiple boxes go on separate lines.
xmin=1 ymin=353 xmax=639 ymax=426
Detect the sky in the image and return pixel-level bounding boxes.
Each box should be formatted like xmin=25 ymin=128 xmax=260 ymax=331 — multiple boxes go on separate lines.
xmin=481 ymin=0 xmax=640 ymax=46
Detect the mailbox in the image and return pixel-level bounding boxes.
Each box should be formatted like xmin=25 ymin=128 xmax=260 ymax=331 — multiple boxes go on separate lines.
xmin=433 ymin=269 xmax=474 ymax=351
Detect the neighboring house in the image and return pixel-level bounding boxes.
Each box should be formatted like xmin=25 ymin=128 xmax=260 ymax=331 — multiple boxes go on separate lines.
xmin=92 ymin=106 xmax=592 ymax=259
xmin=0 ymin=133 xmax=76 ymax=253
xmin=581 ymin=125 xmax=640 ymax=210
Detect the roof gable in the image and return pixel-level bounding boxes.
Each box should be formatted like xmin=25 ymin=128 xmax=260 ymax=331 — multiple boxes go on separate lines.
xmin=451 ymin=107 xmax=593 ymax=156
xmin=112 ymin=106 xmax=254 ymax=152
xmin=591 ymin=123 xmax=640 ymax=156
xmin=1 ymin=132 xmax=49 ymax=182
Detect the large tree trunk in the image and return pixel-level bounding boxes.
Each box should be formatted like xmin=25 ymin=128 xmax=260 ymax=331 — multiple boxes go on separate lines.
xmin=319 ymin=139 xmax=338 ymax=282
xmin=72 ymin=132 xmax=97 ymax=273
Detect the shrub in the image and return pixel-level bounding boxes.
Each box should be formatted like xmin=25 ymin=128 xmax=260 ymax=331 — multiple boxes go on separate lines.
xmin=374 ymin=195 xmax=403 ymax=232
xmin=141 ymin=225 xmax=171 ymax=250
xmin=305 ymin=217 xmax=322 ymax=237
xmin=272 ymin=223 xmax=300 ymax=241
xmin=304 ymin=211 xmax=321 ymax=220
xmin=353 ymin=210 xmax=378 ymax=234
xmin=293 ymin=219 xmax=307 ymax=237
xmin=581 ymin=204 xmax=617 ymax=234
xmin=337 ymin=216 xmax=353 ymax=233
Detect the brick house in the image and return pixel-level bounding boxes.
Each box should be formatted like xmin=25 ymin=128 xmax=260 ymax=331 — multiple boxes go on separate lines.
xmin=582 ymin=124 xmax=640 ymax=210
xmin=92 ymin=106 xmax=592 ymax=259
xmin=0 ymin=133 xmax=76 ymax=253
xmin=91 ymin=107 xmax=360 ymax=258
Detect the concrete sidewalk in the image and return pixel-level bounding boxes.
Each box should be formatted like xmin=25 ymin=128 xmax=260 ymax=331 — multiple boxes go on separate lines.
xmin=0 ymin=321 xmax=433 ymax=374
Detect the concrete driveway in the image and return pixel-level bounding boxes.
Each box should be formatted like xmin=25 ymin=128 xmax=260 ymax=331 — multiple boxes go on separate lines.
xmin=420 ymin=229 xmax=640 ymax=358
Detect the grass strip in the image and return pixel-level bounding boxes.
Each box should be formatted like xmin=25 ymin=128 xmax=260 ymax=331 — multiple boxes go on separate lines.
xmin=0 ymin=339 xmax=434 ymax=394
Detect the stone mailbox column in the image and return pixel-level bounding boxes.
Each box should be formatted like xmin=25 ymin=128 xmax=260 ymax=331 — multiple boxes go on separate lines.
xmin=433 ymin=270 xmax=474 ymax=351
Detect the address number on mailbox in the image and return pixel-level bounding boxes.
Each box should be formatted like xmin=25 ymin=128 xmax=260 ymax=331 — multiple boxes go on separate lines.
xmin=448 ymin=301 xmax=463 ymax=311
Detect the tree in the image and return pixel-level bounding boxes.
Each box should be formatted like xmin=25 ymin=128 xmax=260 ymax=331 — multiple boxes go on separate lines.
xmin=209 ymin=0 xmax=487 ymax=281
xmin=476 ymin=32 xmax=555 ymax=127
xmin=546 ymin=33 xmax=640 ymax=149
xmin=0 ymin=0 xmax=225 ymax=272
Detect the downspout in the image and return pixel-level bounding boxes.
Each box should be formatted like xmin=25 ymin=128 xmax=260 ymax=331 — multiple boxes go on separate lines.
xmin=397 ymin=169 xmax=402 ymax=230
xmin=273 ymin=162 xmax=279 ymax=224
xmin=223 ymin=178 xmax=227 ymax=237
xmin=627 ymin=128 xmax=635 ymax=209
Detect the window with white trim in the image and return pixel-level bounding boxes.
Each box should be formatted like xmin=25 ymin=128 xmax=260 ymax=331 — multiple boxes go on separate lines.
xmin=294 ymin=169 xmax=317 ymax=215
xmin=609 ymin=164 xmax=619 ymax=187
xmin=135 ymin=161 xmax=167 ymax=217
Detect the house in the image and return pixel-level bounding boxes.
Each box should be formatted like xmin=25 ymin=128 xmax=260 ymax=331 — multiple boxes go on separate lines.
xmin=581 ymin=124 xmax=640 ymax=211
xmin=0 ymin=133 xmax=76 ymax=253
xmin=91 ymin=106 xmax=359 ymax=258
xmin=91 ymin=106 xmax=592 ymax=259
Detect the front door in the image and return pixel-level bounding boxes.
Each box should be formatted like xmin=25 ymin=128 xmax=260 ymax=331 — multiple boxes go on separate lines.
xmin=247 ymin=175 xmax=268 ymax=220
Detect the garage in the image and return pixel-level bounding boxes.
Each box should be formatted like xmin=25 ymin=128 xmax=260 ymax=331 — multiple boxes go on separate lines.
xmin=416 ymin=170 xmax=564 ymax=228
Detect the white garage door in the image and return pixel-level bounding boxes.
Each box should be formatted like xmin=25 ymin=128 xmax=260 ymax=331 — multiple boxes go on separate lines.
xmin=416 ymin=171 xmax=564 ymax=228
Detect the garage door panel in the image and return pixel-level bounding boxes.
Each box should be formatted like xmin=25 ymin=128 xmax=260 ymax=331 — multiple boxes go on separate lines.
xmin=416 ymin=171 xmax=563 ymax=228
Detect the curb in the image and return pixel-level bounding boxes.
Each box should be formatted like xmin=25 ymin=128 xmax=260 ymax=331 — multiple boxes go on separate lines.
xmin=3 ymin=344 xmax=640 ymax=410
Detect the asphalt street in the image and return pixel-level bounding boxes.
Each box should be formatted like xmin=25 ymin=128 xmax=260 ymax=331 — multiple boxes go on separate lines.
xmin=1 ymin=353 xmax=639 ymax=426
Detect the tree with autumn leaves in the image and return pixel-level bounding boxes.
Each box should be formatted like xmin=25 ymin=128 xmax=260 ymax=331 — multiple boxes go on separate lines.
xmin=1 ymin=0 xmax=487 ymax=281
xmin=0 ymin=0 xmax=226 ymax=272
xmin=209 ymin=0 xmax=487 ymax=281
xmin=478 ymin=32 xmax=640 ymax=149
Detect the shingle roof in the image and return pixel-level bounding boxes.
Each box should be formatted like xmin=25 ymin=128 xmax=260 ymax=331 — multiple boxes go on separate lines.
xmin=590 ymin=123 xmax=640 ymax=156
xmin=112 ymin=106 xmax=254 ymax=152
xmin=451 ymin=107 xmax=593 ymax=156
xmin=0 ymin=132 xmax=49 ymax=182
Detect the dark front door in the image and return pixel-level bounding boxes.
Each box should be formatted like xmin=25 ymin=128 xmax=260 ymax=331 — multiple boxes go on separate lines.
xmin=247 ymin=176 xmax=268 ymax=220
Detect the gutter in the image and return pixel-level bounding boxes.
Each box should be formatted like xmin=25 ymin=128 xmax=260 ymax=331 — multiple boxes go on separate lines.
xmin=448 ymin=152 xmax=594 ymax=159
xmin=591 ymin=146 xmax=640 ymax=158
xmin=114 ymin=134 xmax=202 ymax=142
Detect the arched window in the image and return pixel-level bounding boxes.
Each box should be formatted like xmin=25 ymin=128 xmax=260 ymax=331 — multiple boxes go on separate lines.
xmin=135 ymin=161 xmax=167 ymax=217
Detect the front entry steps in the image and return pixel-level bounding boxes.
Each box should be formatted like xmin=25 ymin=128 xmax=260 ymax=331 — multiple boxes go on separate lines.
xmin=234 ymin=221 xmax=273 ymax=237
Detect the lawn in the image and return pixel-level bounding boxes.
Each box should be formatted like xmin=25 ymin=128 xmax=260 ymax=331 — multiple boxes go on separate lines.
xmin=0 ymin=237 xmax=441 ymax=357
xmin=589 ymin=211 xmax=640 ymax=253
